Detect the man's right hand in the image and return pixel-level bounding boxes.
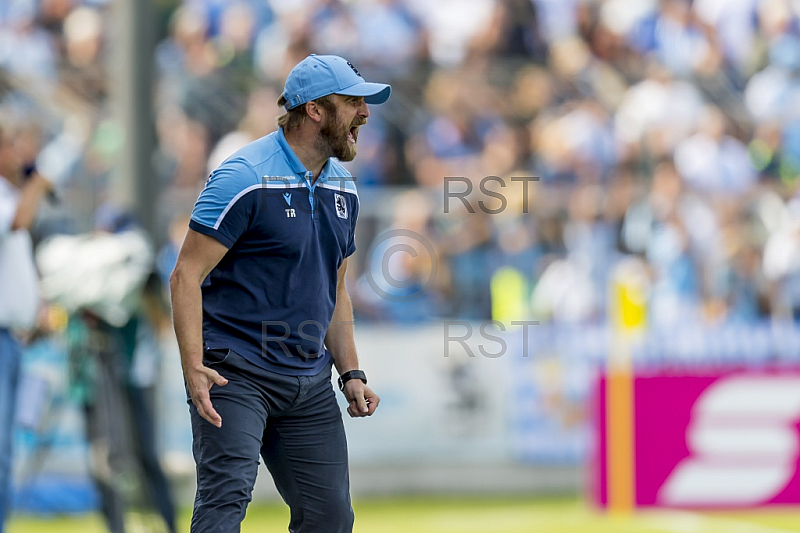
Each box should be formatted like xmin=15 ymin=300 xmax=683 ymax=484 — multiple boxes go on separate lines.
xmin=184 ymin=363 xmax=228 ymax=428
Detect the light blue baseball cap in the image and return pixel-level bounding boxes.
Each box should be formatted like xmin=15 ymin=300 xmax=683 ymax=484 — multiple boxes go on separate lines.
xmin=282 ymin=54 xmax=392 ymax=111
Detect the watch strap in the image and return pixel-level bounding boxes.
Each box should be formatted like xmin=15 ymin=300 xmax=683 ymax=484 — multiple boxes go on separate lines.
xmin=338 ymin=370 xmax=367 ymax=391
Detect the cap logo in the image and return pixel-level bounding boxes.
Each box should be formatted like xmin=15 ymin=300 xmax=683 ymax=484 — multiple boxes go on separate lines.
xmin=346 ymin=61 xmax=362 ymax=78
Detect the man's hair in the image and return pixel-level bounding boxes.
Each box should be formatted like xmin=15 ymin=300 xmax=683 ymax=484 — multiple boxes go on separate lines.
xmin=276 ymin=94 xmax=337 ymax=132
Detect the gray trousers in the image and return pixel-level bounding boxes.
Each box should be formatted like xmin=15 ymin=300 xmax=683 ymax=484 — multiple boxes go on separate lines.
xmin=189 ymin=349 xmax=353 ymax=533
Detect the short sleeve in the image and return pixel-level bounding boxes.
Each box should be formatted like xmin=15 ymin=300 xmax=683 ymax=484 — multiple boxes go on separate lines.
xmin=0 ymin=179 xmax=19 ymax=236
xmin=189 ymin=158 xmax=260 ymax=248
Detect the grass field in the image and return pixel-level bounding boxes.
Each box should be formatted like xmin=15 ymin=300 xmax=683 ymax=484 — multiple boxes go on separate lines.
xmin=8 ymin=496 xmax=800 ymax=533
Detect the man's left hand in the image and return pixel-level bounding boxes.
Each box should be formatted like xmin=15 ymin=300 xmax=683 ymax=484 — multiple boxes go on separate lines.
xmin=343 ymin=380 xmax=379 ymax=418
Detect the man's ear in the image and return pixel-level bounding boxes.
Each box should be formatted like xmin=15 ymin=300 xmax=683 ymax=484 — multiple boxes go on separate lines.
xmin=305 ymin=101 xmax=323 ymax=124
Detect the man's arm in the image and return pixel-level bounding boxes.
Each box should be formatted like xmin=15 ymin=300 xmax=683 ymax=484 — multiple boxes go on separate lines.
xmin=170 ymin=228 xmax=230 ymax=427
xmin=325 ymin=258 xmax=380 ymax=417
xmin=10 ymin=173 xmax=52 ymax=231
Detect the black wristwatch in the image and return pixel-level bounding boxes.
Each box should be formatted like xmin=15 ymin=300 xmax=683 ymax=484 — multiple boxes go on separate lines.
xmin=338 ymin=370 xmax=367 ymax=391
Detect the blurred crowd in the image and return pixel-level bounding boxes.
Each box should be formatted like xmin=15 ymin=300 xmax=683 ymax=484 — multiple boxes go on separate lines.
xmin=3 ymin=0 xmax=800 ymax=327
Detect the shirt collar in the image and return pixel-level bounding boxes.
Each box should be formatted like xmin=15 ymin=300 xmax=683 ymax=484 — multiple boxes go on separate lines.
xmin=318 ymin=160 xmax=332 ymax=183
xmin=277 ymin=127 xmax=332 ymax=184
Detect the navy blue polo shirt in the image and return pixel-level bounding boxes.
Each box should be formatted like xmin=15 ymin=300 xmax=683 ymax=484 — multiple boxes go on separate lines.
xmin=189 ymin=127 xmax=359 ymax=376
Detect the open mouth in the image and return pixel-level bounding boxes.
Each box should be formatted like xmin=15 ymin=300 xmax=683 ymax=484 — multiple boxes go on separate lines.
xmin=348 ymin=126 xmax=358 ymax=144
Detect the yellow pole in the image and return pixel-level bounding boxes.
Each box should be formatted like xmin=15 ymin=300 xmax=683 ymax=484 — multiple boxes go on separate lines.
xmin=607 ymin=338 xmax=634 ymax=515
xmin=606 ymin=260 xmax=647 ymax=516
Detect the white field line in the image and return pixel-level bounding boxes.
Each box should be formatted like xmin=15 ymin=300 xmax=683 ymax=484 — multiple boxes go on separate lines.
xmin=643 ymin=510 xmax=799 ymax=533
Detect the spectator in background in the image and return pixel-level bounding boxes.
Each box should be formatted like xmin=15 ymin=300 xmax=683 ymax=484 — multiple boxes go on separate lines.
xmin=0 ymin=7 xmax=57 ymax=84
xmin=353 ymin=189 xmax=443 ymax=322
xmin=350 ymin=0 xmax=427 ymax=78
xmin=614 ymin=62 xmax=705 ymax=163
xmin=53 ymin=208 xmax=177 ymax=533
xmin=60 ymin=6 xmax=106 ymax=101
xmin=763 ymin=197 xmax=800 ymax=319
xmin=622 ymin=159 xmax=704 ymax=325
xmin=0 ymin=123 xmax=54 ymax=533
xmin=674 ymin=105 xmax=757 ymax=194
xmin=692 ymin=0 xmax=760 ymax=78
xmin=474 ymin=0 xmax=549 ymax=63
xmin=441 ymin=208 xmax=496 ymax=319
xmin=205 ymin=86 xmax=281 ymax=174
xmin=65 ymin=281 xmax=177 ymax=533
xmin=653 ymin=0 xmax=711 ymax=77
xmin=307 ymin=0 xmax=360 ymax=60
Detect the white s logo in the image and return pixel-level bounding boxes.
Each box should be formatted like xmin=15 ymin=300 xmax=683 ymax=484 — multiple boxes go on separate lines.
xmin=658 ymin=376 xmax=800 ymax=506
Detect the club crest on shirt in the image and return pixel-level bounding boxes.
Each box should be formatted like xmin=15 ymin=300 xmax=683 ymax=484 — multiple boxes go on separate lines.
xmin=334 ymin=193 xmax=348 ymax=219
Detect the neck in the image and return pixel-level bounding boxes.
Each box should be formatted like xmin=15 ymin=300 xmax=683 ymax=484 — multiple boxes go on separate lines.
xmin=283 ymin=127 xmax=328 ymax=181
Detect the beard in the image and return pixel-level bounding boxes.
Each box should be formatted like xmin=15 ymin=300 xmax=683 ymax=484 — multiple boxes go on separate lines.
xmin=316 ymin=113 xmax=360 ymax=162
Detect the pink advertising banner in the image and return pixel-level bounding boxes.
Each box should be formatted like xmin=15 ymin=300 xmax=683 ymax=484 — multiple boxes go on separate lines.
xmin=593 ymin=370 xmax=800 ymax=508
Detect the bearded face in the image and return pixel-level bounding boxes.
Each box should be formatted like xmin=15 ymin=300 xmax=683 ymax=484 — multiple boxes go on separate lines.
xmin=315 ymin=101 xmax=365 ymax=162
